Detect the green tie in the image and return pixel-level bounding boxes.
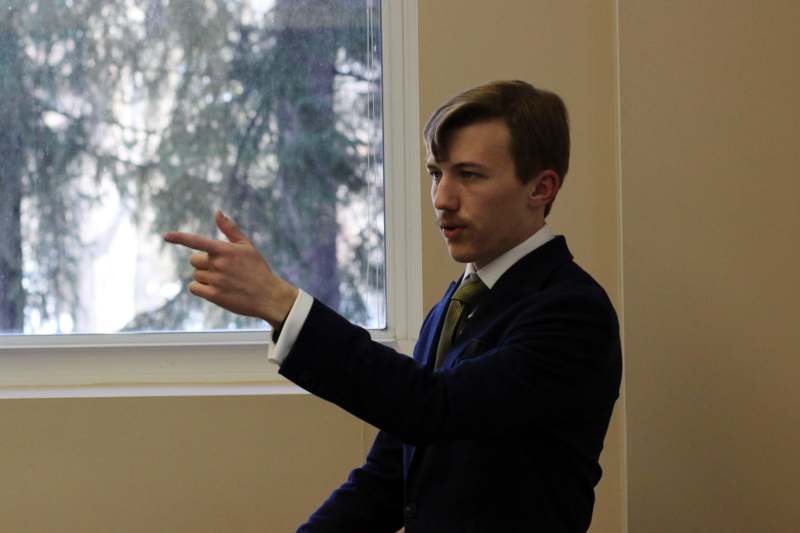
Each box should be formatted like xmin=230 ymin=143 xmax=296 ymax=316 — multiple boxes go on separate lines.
xmin=435 ymin=273 xmax=489 ymax=368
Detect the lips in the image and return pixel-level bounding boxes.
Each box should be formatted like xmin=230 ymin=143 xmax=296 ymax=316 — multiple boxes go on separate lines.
xmin=440 ymin=223 xmax=466 ymax=239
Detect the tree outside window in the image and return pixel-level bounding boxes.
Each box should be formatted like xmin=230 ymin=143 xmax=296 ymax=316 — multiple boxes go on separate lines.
xmin=0 ymin=0 xmax=385 ymax=335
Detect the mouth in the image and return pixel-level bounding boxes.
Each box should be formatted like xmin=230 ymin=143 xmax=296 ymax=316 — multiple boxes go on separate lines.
xmin=440 ymin=223 xmax=466 ymax=240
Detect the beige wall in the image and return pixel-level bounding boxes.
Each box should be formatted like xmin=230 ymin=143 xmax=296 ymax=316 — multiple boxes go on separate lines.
xmin=0 ymin=395 xmax=364 ymax=532
xmin=620 ymin=1 xmax=800 ymax=532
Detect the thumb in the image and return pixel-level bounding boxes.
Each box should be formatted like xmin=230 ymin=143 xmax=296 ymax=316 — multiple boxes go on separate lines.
xmin=215 ymin=209 xmax=249 ymax=244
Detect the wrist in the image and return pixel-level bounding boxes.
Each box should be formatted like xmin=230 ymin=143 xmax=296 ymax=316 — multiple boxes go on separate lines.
xmin=261 ymin=281 xmax=299 ymax=329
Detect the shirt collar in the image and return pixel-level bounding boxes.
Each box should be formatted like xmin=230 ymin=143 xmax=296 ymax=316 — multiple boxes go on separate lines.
xmin=463 ymin=225 xmax=556 ymax=289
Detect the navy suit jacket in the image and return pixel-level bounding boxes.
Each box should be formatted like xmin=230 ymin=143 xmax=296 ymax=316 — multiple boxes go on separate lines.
xmin=279 ymin=236 xmax=622 ymax=532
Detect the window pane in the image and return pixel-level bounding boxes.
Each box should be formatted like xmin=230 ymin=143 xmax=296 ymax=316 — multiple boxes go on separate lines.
xmin=0 ymin=0 xmax=385 ymax=335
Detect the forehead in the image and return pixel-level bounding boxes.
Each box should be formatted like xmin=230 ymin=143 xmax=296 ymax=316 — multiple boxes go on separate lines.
xmin=426 ymin=119 xmax=512 ymax=166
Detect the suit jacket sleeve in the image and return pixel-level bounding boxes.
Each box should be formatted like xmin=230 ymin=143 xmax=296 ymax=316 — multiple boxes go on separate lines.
xmin=297 ymin=430 xmax=404 ymax=532
xmin=278 ymin=285 xmax=620 ymax=447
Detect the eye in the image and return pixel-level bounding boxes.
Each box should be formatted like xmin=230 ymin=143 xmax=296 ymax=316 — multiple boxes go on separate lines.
xmin=428 ymin=169 xmax=442 ymax=181
xmin=460 ymin=170 xmax=482 ymax=179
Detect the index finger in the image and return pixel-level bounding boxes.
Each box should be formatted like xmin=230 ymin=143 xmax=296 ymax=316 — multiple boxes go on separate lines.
xmin=164 ymin=231 xmax=226 ymax=254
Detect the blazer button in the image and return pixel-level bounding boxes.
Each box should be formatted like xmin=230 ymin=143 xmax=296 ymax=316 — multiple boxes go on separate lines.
xmin=404 ymin=502 xmax=417 ymax=519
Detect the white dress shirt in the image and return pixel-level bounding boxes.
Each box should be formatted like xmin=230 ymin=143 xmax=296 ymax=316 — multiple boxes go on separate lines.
xmin=268 ymin=225 xmax=555 ymax=365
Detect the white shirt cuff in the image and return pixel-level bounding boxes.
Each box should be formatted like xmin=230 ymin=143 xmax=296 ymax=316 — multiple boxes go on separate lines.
xmin=268 ymin=289 xmax=314 ymax=366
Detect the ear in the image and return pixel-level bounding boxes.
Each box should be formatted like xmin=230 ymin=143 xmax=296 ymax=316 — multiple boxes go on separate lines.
xmin=527 ymin=169 xmax=561 ymax=209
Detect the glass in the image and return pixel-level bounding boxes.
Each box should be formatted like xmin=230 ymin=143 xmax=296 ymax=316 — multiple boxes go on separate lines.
xmin=0 ymin=0 xmax=385 ymax=334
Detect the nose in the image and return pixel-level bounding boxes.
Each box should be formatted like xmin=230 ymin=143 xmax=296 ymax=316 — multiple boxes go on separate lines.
xmin=432 ymin=173 xmax=459 ymax=212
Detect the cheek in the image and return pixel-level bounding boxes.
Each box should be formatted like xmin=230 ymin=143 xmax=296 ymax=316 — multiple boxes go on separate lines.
xmin=475 ymin=195 xmax=524 ymax=232
xmin=472 ymin=192 xmax=517 ymax=219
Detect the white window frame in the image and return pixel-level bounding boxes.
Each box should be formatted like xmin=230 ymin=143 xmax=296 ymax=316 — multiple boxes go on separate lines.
xmin=0 ymin=0 xmax=422 ymax=399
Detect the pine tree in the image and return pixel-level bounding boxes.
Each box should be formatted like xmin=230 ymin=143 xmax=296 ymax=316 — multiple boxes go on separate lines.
xmin=0 ymin=0 xmax=384 ymax=334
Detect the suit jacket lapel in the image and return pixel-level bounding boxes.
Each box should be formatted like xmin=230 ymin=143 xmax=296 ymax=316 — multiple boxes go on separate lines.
xmin=437 ymin=236 xmax=574 ymax=369
xmin=404 ymin=279 xmax=458 ymax=479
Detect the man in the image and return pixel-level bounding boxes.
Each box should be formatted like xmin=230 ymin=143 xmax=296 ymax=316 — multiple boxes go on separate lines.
xmin=165 ymin=80 xmax=621 ymax=532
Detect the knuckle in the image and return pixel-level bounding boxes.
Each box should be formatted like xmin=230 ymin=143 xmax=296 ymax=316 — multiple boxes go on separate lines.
xmin=204 ymin=286 xmax=219 ymax=298
xmin=189 ymin=252 xmax=206 ymax=267
xmin=211 ymin=256 xmax=228 ymax=270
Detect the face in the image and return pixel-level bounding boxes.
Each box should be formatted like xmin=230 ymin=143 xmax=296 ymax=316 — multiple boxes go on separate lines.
xmin=428 ymin=119 xmax=545 ymax=269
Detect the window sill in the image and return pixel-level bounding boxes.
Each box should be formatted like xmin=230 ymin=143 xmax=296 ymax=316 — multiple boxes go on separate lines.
xmin=0 ymin=331 xmax=415 ymax=399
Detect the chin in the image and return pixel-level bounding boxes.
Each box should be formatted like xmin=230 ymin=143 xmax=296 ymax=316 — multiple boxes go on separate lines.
xmin=447 ymin=246 xmax=476 ymax=264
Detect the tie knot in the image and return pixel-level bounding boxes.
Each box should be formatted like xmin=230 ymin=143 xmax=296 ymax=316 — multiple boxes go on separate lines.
xmin=452 ymin=273 xmax=488 ymax=306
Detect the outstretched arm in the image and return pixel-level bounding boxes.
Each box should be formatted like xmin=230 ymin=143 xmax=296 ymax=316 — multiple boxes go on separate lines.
xmin=165 ymin=211 xmax=405 ymax=530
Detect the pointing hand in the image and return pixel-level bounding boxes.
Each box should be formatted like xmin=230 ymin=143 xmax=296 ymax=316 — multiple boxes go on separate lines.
xmin=164 ymin=210 xmax=298 ymax=328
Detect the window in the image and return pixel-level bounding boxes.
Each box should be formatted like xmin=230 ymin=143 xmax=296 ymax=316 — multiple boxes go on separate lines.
xmin=0 ymin=0 xmax=421 ymax=396
xmin=2 ymin=0 xmax=388 ymax=336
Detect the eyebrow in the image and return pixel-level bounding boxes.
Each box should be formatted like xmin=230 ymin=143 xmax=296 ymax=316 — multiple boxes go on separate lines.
xmin=425 ymin=161 xmax=490 ymax=172
xmin=451 ymin=161 xmax=489 ymax=171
